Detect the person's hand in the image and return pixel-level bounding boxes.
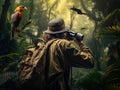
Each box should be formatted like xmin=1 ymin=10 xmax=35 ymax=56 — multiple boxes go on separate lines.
xmin=73 ymin=37 xmax=85 ymax=47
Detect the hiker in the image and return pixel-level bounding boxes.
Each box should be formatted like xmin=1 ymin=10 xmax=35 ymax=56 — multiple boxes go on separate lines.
xmin=40 ymin=18 xmax=94 ymax=90
xmin=19 ymin=18 xmax=94 ymax=90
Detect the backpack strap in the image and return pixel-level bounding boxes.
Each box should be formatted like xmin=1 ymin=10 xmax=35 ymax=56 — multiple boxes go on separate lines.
xmin=44 ymin=39 xmax=57 ymax=90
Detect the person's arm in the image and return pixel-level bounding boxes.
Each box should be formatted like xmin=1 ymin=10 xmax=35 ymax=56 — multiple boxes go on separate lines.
xmin=64 ymin=39 xmax=94 ymax=68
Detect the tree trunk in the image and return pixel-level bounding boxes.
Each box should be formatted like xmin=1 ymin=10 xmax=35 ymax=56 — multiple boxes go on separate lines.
xmin=0 ymin=0 xmax=11 ymax=35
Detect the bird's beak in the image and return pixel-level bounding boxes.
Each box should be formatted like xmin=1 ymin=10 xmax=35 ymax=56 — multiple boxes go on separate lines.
xmin=24 ymin=7 xmax=28 ymax=10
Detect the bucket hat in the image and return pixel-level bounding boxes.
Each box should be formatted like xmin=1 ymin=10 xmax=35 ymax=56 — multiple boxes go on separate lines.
xmin=44 ymin=18 xmax=69 ymax=34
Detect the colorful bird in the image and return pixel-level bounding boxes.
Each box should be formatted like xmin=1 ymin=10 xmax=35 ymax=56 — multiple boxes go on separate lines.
xmin=10 ymin=5 xmax=27 ymax=40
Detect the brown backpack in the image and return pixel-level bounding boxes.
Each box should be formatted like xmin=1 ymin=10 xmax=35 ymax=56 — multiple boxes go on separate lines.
xmin=18 ymin=39 xmax=56 ymax=90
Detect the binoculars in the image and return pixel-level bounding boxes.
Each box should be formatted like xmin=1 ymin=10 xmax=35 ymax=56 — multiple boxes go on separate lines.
xmin=67 ymin=31 xmax=84 ymax=41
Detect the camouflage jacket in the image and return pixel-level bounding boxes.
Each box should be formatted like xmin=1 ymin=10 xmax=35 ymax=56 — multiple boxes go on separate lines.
xmin=38 ymin=38 xmax=94 ymax=90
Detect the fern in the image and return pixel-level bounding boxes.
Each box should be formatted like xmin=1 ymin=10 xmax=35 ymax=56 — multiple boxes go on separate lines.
xmin=72 ymin=70 xmax=105 ymax=90
xmin=105 ymin=24 xmax=120 ymax=32
xmin=99 ymin=9 xmax=120 ymax=25
xmin=96 ymin=23 xmax=120 ymax=38
xmin=105 ymin=61 xmax=120 ymax=83
xmin=104 ymin=61 xmax=120 ymax=90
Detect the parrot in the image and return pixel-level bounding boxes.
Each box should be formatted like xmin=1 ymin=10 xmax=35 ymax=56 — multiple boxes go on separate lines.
xmin=10 ymin=5 xmax=27 ymax=40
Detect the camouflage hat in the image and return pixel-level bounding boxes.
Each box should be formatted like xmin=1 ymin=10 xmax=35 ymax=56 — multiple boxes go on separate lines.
xmin=44 ymin=18 xmax=69 ymax=34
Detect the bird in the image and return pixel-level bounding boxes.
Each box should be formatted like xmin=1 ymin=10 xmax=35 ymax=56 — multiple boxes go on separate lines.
xmin=10 ymin=5 xmax=27 ymax=40
xmin=70 ymin=6 xmax=87 ymax=15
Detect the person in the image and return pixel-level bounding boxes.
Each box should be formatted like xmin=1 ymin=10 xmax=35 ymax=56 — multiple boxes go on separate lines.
xmin=40 ymin=18 xmax=94 ymax=90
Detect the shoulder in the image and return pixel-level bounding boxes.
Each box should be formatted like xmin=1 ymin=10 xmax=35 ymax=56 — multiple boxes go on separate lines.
xmin=54 ymin=39 xmax=71 ymax=46
xmin=49 ymin=39 xmax=75 ymax=49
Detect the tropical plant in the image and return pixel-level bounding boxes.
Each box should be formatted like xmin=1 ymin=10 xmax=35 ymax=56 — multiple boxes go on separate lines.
xmin=72 ymin=70 xmax=105 ymax=90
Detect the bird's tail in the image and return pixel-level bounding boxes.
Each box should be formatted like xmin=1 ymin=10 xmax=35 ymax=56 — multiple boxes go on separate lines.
xmin=10 ymin=30 xmax=14 ymax=40
xmin=10 ymin=26 xmax=15 ymax=40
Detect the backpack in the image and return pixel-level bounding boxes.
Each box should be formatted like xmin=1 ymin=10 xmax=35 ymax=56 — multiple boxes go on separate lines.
xmin=18 ymin=39 xmax=56 ymax=89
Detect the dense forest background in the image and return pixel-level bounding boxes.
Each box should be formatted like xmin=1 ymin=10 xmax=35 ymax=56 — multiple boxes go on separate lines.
xmin=0 ymin=0 xmax=120 ymax=90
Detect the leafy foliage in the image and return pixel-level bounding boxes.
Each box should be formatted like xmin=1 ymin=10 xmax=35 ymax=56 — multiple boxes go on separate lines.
xmin=0 ymin=72 xmax=19 ymax=90
xmin=72 ymin=70 xmax=105 ymax=90
xmin=105 ymin=61 xmax=120 ymax=84
xmin=99 ymin=9 xmax=120 ymax=26
xmin=0 ymin=53 xmax=19 ymax=60
xmin=104 ymin=61 xmax=120 ymax=90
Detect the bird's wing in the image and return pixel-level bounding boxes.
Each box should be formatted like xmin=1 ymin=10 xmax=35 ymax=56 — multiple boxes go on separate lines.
xmin=11 ymin=12 xmax=21 ymax=27
xmin=71 ymin=7 xmax=82 ymax=14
